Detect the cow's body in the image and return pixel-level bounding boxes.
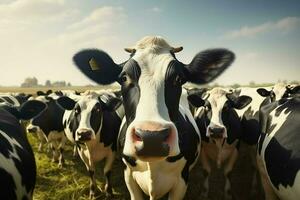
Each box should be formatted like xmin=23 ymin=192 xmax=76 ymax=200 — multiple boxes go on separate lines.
xmin=72 ymin=36 xmax=235 ymax=199
xmin=257 ymin=94 xmax=300 ymax=200
xmin=26 ymin=95 xmax=66 ymax=167
xmin=58 ymin=92 xmax=122 ymax=198
xmin=0 ymin=100 xmax=46 ymax=199
xmin=188 ymin=87 xmax=251 ymax=199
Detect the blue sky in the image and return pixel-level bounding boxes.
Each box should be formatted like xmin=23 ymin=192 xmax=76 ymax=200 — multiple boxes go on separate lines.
xmin=0 ymin=0 xmax=299 ymax=86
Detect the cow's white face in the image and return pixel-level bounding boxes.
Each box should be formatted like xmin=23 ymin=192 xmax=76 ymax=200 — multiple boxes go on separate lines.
xmin=272 ymin=83 xmax=289 ymax=101
xmin=70 ymin=95 xmax=102 ymax=142
xmin=205 ymin=88 xmax=228 ymax=139
xmin=72 ymin=35 xmax=236 ymax=161
xmin=122 ymin=47 xmax=181 ymax=160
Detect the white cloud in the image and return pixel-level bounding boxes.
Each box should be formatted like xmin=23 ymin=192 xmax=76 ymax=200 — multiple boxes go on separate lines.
xmin=0 ymin=0 xmax=77 ymax=23
xmin=151 ymin=7 xmax=162 ymax=13
xmin=0 ymin=1 xmax=129 ymax=86
xmin=223 ymin=16 xmax=300 ymax=39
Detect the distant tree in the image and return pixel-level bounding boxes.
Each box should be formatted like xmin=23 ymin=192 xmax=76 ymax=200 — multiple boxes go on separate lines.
xmin=67 ymin=82 xmax=72 ymax=87
xmin=249 ymin=81 xmax=256 ymax=87
xmin=21 ymin=77 xmax=38 ymax=87
xmin=45 ymin=80 xmax=51 ymax=87
xmin=231 ymin=83 xmax=240 ymax=88
xmin=52 ymin=81 xmax=66 ymax=87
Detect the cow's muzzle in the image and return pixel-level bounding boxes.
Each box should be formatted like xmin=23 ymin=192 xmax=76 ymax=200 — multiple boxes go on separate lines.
xmin=76 ymin=129 xmax=93 ymax=142
xmin=27 ymin=126 xmax=38 ymax=133
xmin=208 ymin=126 xmax=226 ymax=138
xmin=131 ymin=122 xmax=174 ymax=159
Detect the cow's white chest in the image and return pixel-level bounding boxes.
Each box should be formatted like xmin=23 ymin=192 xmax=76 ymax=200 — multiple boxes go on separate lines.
xmin=132 ymin=158 xmax=186 ymax=198
xmin=202 ymin=140 xmax=237 ymax=167
xmin=84 ymin=140 xmax=112 ymax=163
xmin=275 ymin=171 xmax=300 ymax=200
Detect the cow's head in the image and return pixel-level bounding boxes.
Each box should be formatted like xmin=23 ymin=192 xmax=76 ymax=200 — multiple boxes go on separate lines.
xmin=0 ymin=100 xmax=47 ymax=121
xmin=26 ymin=95 xmax=64 ymax=135
xmin=257 ymin=83 xmax=300 ymax=102
xmin=57 ymin=93 xmax=121 ymax=142
xmin=188 ymin=87 xmax=251 ymax=147
xmin=72 ymin=36 xmax=235 ymax=160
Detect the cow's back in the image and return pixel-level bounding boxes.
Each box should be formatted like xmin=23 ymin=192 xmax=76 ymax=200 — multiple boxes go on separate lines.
xmin=0 ymin=109 xmax=36 ymax=200
xmin=259 ymin=96 xmax=300 ymax=200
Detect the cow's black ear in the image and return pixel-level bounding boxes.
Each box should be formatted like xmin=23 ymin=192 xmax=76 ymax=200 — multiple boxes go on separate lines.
xmin=37 ymin=91 xmax=45 ymax=96
xmin=290 ymin=85 xmax=300 ymax=94
xmin=19 ymin=100 xmax=47 ymax=120
xmin=56 ymin=96 xmax=76 ymax=110
xmin=187 ymin=88 xmax=207 ymax=107
xmin=183 ymin=49 xmax=234 ymax=84
xmin=227 ymin=93 xmax=252 ymax=109
xmin=257 ymin=88 xmax=271 ymax=97
xmin=99 ymin=95 xmax=122 ymax=111
xmin=73 ymin=49 xmax=122 ymax=85
xmin=46 ymin=90 xmax=53 ymax=95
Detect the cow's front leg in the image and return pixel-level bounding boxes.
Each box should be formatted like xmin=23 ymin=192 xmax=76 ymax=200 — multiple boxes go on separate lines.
xmin=200 ymin=148 xmax=211 ymax=199
xmin=103 ymin=152 xmax=115 ymax=196
xmin=50 ymin=142 xmax=59 ymax=163
xmin=223 ymin=148 xmax=238 ymax=200
xmin=124 ymin=167 xmax=144 ymax=200
xmin=256 ymin=155 xmax=278 ymax=200
xmin=73 ymin=144 xmax=78 ymax=157
xmin=78 ymin=147 xmax=97 ymax=199
xmin=88 ymin=170 xmax=97 ymax=199
xmin=58 ymin=135 xmax=67 ymax=168
xmin=168 ymin=177 xmax=187 ymax=200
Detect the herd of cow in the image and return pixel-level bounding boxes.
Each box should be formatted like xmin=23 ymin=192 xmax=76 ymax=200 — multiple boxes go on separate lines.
xmin=0 ymin=36 xmax=299 ymax=200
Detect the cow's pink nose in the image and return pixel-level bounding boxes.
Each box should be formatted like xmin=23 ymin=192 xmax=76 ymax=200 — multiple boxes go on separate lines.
xmin=131 ymin=121 xmax=175 ymax=157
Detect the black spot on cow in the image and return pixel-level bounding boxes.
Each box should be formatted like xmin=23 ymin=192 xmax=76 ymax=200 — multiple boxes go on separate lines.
xmin=100 ymin=110 xmax=122 ymax=151
xmin=119 ymin=59 xmax=141 ymax=124
xmin=0 ymin=168 xmax=17 ymax=199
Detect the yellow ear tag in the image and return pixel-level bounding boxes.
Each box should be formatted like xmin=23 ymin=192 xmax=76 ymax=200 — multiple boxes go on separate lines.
xmin=89 ymin=58 xmax=100 ymax=70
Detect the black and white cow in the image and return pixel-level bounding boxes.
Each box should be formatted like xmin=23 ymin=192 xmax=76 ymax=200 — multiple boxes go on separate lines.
xmin=0 ymin=93 xmax=32 ymax=107
xmin=257 ymin=93 xmax=300 ymax=200
xmin=188 ymin=87 xmax=252 ymax=199
xmin=0 ymin=100 xmax=46 ymax=199
xmin=257 ymin=83 xmax=300 ymax=102
xmin=57 ymin=92 xmax=123 ymax=198
xmin=26 ymin=94 xmax=66 ymax=167
xmin=72 ymin=36 xmax=235 ymax=199
xmin=233 ymin=83 xmax=300 ymax=196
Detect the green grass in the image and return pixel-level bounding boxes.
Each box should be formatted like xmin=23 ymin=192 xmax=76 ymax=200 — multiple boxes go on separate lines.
xmin=28 ymin=135 xmax=129 ymax=200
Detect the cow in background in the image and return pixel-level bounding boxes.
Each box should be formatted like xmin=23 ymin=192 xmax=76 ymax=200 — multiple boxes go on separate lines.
xmin=57 ymin=92 xmax=123 ymax=198
xmin=72 ymin=36 xmax=235 ymax=199
xmin=257 ymin=92 xmax=300 ymax=200
xmin=188 ymin=87 xmax=252 ymax=199
xmin=26 ymin=92 xmax=66 ymax=167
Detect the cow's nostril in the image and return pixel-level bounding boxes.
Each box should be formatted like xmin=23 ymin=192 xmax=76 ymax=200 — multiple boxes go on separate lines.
xmin=77 ymin=130 xmax=93 ymax=141
xmin=209 ymin=127 xmax=225 ymax=136
xmin=132 ymin=129 xmax=142 ymax=142
xmin=162 ymin=128 xmax=171 ymax=142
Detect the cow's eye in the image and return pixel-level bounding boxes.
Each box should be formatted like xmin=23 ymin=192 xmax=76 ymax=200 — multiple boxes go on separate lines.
xmin=75 ymin=107 xmax=80 ymax=114
xmin=119 ymin=74 xmax=128 ymax=83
